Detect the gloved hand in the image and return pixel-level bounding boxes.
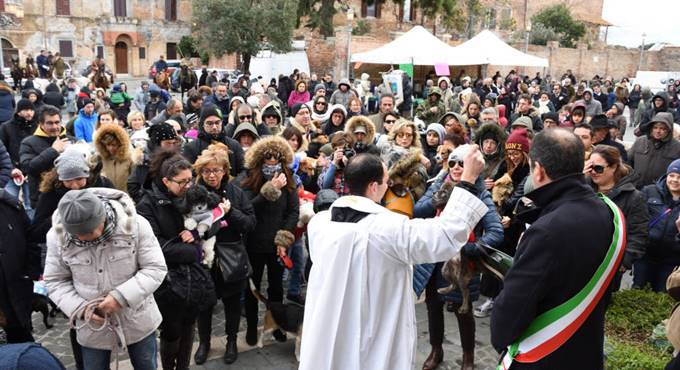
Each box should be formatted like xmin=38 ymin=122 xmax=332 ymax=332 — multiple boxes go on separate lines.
xmin=461 ymin=243 xmax=482 ymax=258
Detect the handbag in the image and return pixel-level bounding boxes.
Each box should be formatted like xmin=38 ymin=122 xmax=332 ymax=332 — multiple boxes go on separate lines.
xmin=215 ymin=240 xmax=251 ymax=283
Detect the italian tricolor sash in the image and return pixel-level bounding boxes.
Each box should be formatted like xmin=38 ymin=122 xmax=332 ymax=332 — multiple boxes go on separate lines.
xmin=497 ymin=194 xmax=627 ymax=370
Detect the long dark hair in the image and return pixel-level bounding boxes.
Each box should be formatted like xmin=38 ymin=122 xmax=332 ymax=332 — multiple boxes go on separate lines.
xmin=241 ymin=165 xmax=295 ymax=193
xmin=150 ymin=148 xmax=192 ymax=179
xmin=591 ymin=144 xmax=630 ymax=184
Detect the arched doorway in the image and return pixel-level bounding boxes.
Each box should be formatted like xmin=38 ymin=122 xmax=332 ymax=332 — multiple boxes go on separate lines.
xmin=114 ymin=41 xmax=128 ymax=74
xmin=1 ymin=38 xmax=18 ymax=68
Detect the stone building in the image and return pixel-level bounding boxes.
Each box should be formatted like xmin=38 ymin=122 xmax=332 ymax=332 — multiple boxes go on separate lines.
xmin=0 ymin=0 xmax=192 ymax=76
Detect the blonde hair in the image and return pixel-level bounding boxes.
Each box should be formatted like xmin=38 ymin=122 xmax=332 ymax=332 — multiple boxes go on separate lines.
xmin=127 ymin=110 xmax=145 ymax=125
xmin=388 ymin=120 xmax=421 ymax=149
xmin=193 ymin=142 xmax=231 ymax=183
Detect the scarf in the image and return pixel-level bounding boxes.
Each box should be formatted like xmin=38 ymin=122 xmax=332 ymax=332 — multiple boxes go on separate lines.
xmin=69 ymin=201 xmax=117 ymax=248
xmin=262 ymin=163 xmax=282 ymax=180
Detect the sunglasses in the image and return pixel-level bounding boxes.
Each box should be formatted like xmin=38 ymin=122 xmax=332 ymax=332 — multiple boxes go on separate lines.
xmin=384 ymin=119 xmax=396 ymax=124
xmin=265 ymin=152 xmax=281 ymax=161
xmin=448 ymin=160 xmax=464 ymax=168
xmin=239 ymin=115 xmax=252 ymax=121
xmin=591 ymin=164 xmax=608 ymax=174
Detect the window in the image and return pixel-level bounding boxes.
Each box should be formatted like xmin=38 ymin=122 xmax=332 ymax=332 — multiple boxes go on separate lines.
xmin=361 ymin=0 xmax=381 ymax=19
xmin=59 ymin=40 xmax=73 ymax=58
xmin=139 ymin=47 xmax=146 ymax=59
xmin=484 ymin=8 xmax=497 ymax=29
xmin=399 ymin=0 xmax=416 ymax=22
xmin=166 ymin=43 xmax=177 ymax=59
xmin=165 ymin=0 xmax=177 ymax=21
xmin=0 ymin=0 xmax=5 ymax=13
xmin=96 ymin=45 xmax=104 ymax=59
xmin=113 ymin=0 xmax=126 ymax=17
xmin=56 ymin=0 xmax=70 ymax=16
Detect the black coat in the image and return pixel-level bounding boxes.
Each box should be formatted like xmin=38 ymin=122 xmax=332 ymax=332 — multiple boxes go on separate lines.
xmin=182 ymin=131 xmax=245 ymax=178
xmin=42 ymin=83 xmax=64 ymax=108
xmin=0 ymin=189 xmax=40 ymax=331
xmin=0 ymin=113 xmax=37 ymax=168
xmin=203 ymin=94 xmax=230 ymax=119
xmin=590 ymin=172 xmax=649 ymax=269
xmin=204 ymin=180 xmax=256 ymax=286
xmin=239 ymin=173 xmax=299 ymax=254
xmin=642 ymin=176 xmax=680 ymax=265
xmin=491 ymin=175 xmax=616 ymax=370
xmin=0 ymin=140 xmax=13 ymax=188
xmin=19 ymin=131 xmax=76 ymax=207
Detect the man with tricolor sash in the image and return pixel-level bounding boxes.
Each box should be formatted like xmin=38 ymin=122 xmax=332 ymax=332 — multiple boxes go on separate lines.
xmin=491 ymin=129 xmax=627 ymax=370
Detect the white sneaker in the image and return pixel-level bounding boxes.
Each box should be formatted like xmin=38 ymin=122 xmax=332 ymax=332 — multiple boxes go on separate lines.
xmin=473 ymin=298 xmax=494 ymax=318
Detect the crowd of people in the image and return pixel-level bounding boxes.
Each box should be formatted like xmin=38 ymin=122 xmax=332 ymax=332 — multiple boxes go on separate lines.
xmin=0 ymin=60 xmax=679 ymax=370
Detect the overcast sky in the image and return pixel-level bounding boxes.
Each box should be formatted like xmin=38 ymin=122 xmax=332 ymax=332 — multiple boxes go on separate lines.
xmin=602 ymin=0 xmax=680 ymax=47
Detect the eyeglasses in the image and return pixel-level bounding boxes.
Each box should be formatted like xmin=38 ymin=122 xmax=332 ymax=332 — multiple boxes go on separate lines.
xmin=204 ymin=119 xmax=221 ymax=127
xmin=448 ymin=160 xmax=464 ymax=168
xmin=591 ymin=164 xmax=608 ymax=174
xmin=169 ymin=177 xmax=192 ymax=188
xmin=238 ymin=115 xmax=252 ymax=121
xmin=201 ymin=168 xmax=224 ymax=176
xmin=384 ymin=119 xmax=396 ymax=124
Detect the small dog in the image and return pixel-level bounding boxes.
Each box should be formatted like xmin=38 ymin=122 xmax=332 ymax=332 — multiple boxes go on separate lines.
xmin=249 ymin=279 xmax=304 ymax=361
xmin=437 ymin=253 xmax=478 ymax=314
xmin=179 ymin=184 xmax=221 ymax=267
xmin=492 ymin=173 xmax=514 ymax=209
xmin=30 ymin=293 xmax=58 ymax=330
xmin=435 ymin=145 xmax=453 ymax=171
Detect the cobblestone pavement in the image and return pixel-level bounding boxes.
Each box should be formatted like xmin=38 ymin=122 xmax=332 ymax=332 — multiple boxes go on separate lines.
xmin=25 ymin=296 xmax=499 ymax=370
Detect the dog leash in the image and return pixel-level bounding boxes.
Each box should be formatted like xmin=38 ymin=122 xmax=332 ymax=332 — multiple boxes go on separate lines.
xmin=69 ymin=297 xmax=127 ymax=370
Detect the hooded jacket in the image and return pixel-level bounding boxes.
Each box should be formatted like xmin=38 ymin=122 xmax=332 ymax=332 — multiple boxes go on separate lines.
xmin=629 ymin=112 xmax=680 ymax=188
xmin=94 ymin=124 xmax=141 ymax=192
xmin=0 ymin=84 xmax=15 ymax=124
xmin=42 ymin=83 xmax=65 ymax=108
xmin=44 ymin=188 xmax=167 ymax=350
xmin=475 ymin=123 xmax=507 ymax=180
xmin=0 ymin=112 xmax=37 ymax=168
xmin=19 ymin=127 xmax=76 ymax=207
xmin=73 ymin=108 xmax=98 ymax=143
xmin=261 ymin=100 xmax=284 ymax=136
xmin=329 ymin=79 xmax=355 ymax=107
xmin=639 ymin=92 xmax=678 ymax=134
xmin=345 ymin=115 xmax=377 ymax=149
xmin=642 ymin=175 xmax=680 ymax=265
xmin=416 ymin=88 xmax=446 ymax=124
xmin=21 ymin=89 xmax=43 ymax=115
xmin=321 ymin=104 xmax=348 ymax=137
xmin=509 ymin=104 xmax=543 ymax=132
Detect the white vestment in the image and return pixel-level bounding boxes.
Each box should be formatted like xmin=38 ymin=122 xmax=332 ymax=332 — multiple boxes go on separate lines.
xmin=300 ymin=187 xmax=487 ymax=370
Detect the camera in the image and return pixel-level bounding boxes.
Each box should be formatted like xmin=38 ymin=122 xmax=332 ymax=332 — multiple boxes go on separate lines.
xmin=343 ymin=147 xmax=356 ymax=159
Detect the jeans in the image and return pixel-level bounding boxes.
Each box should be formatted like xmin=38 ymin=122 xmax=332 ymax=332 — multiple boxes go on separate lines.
xmin=4 ymin=180 xmax=33 ymax=220
xmin=633 ymin=258 xmax=676 ymax=292
xmin=287 ymin=239 xmax=305 ymax=297
xmin=81 ymin=332 xmax=157 ymax=370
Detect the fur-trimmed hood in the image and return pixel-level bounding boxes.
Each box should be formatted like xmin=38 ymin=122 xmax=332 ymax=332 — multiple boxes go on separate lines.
xmin=51 ymin=188 xmax=137 ymax=246
xmin=244 ymin=135 xmax=294 ymax=170
xmin=94 ymin=123 xmax=133 ymax=162
xmin=345 ymin=115 xmax=376 ymax=144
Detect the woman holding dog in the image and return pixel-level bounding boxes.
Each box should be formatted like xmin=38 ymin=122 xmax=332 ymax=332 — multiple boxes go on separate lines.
xmin=586 ymin=145 xmax=648 ymax=292
xmin=413 ymin=144 xmax=504 ymax=370
xmin=238 ymin=136 xmax=299 ymax=347
xmin=136 ymin=149 xmax=217 ymax=370
xmin=193 ymin=143 xmax=256 ymax=365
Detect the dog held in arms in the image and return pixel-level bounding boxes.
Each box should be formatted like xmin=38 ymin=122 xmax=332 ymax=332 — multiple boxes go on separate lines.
xmin=249 ymin=279 xmax=304 ymax=361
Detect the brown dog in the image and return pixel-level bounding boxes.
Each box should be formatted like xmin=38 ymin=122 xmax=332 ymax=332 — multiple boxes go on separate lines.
xmin=435 ymin=145 xmax=453 ymax=171
xmin=249 ymin=279 xmax=304 ymax=361
xmin=492 ymin=173 xmax=514 ymax=209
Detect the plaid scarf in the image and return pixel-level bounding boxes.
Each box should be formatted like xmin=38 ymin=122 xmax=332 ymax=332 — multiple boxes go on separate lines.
xmin=68 ymin=201 xmax=118 ymax=248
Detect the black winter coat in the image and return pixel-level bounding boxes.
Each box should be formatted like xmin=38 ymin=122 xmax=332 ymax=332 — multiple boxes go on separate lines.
xmin=239 ymin=173 xmax=299 ymax=254
xmin=204 ymin=180 xmax=256 ymax=285
xmin=182 ymin=132 xmax=245 ymax=178
xmin=0 ymin=140 xmax=13 ymax=188
xmin=203 ymin=94 xmax=230 ymax=118
xmin=0 ymin=189 xmax=40 ymax=331
xmin=491 ymin=175 xmax=616 ymax=370
xmin=590 ymin=172 xmax=649 ymax=269
xmin=642 ymin=176 xmax=680 ymax=265
xmin=0 ymin=88 xmax=15 ymax=124
xmin=42 ymin=83 xmax=64 ymax=108
xmin=0 ymin=113 xmax=37 ymax=168
xmin=19 ymin=131 xmax=76 ymax=207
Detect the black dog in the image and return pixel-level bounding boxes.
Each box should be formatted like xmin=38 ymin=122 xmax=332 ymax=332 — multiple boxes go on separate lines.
xmin=30 ymin=294 xmax=58 ymax=330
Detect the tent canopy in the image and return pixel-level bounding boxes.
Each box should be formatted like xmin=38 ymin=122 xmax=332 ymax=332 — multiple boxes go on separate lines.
xmin=350 ymin=26 xmax=473 ymax=66
xmin=449 ymin=30 xmax=549 ymax=67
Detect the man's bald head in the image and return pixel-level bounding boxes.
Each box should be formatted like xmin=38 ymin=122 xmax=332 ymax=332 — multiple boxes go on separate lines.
xmin=529 ymin=128 xmax=584 ymax=181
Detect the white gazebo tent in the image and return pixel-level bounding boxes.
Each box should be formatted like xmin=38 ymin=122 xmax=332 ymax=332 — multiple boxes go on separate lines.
xmin=449 ymin=30 xmax=549 ymax=67
xmin=350 ymin=25 xmax=478 ymax=66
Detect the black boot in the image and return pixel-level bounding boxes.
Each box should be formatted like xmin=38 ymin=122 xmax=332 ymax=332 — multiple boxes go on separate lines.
xmin=223 ymin=336 xmax=238 ymax=364
xmin=176 ymin=324 xmax=195 ymax=370
xmin=456 ymin=310 xmax=476 ymax=370
xmin=194 ymin=309 xmax=212 ymax=364
xmin=246 ymin=324 xmax=258 ymax=346
xmin=160 ymin=337 xmax=180 ymax=370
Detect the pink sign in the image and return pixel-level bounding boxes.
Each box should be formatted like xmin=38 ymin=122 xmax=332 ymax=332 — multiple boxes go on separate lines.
xmin=435 ymin=63 xmax=450 ymax=76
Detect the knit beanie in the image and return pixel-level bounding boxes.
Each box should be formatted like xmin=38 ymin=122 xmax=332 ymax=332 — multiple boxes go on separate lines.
xmin=54 ymin=151 xmax=90 ymax=181
xmin=541 ymin=112 xmax=559 ymax=123
xmin=589 ymin=114 xmax=610 ymax=129
xmin=16 ymin=98 xmax=35 ymax=113
xmin=199 ymin=103 xmax=223 ymax=124
xmin=57 ymin=189 xmax=106 ymax=236
xmin=511 ymin=116 xmax=534 ymax=132
xmin=148 ymin=122 xmax=177 ymax=145
xmin=290 ymin=103 xmax=310 ymax=117
xmin=668 ymin=159 xmax=680 ymax=175
xmin=505 ymin=128 xmax=530 ymax=153
xmin=448 ymin=144 xmax=472 ymax=163
xmin=81 ymin=98 xmax=94 ymax=108
xmin=314 ymin=83 xmax=326 ymax=94
xmin=425 ymin=123 xmax=446 ymax=145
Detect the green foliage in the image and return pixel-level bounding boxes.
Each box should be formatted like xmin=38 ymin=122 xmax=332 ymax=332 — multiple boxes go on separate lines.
xmin=299 ymin=0 xmax=337 ymax=38
xmin=352 ymin=19 xmax=371 ymax=36
xmin=192 ymin=0 xmax=297 ymax=69
xmin=531 ymin=4 xmax=585 ymax=48
xmin=512 ymin=22 xmax=559 ymax=46
xmin=178 ymin=36 xmax=199 ymax=58
xmin=604 ymin=289 xmax=674 ymax=370
xmin=498 ymin=15 xmax=515 ymax=31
